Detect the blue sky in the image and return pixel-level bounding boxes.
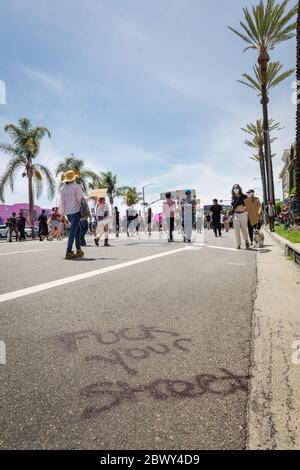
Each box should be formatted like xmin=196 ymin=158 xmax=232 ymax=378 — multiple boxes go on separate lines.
xmin=0 ymin=0 xmax=297 ymax=209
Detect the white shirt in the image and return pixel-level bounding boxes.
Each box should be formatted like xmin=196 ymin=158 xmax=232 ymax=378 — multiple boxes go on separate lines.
xmin=58 ymin=183 xmax=84 ymax=216
xmin=96 ymin=202 xmax=110 ymax=218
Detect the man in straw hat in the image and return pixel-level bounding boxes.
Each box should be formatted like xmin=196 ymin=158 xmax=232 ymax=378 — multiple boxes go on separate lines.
xmin=58 ymin=170 xmax=85 ymax=259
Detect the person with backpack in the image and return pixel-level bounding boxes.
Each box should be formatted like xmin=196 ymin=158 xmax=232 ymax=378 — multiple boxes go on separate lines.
xmin=7 ymin=212 xmax=19 ymax=242
xmin=38 ymin=209 xmax=49 ymax=241
xmin=17 ymin=210 xmax=26 ymax=241
xmin=58 ymin=170 xmax=85 ymax=259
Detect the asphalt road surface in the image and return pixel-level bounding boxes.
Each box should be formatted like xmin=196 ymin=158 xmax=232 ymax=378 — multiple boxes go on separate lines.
xmin=0 ymin=229 xmax=257 ymax=449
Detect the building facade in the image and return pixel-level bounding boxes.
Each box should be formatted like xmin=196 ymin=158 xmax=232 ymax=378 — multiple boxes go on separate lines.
xmin=279 ymin=145 xmax=296 ymax=201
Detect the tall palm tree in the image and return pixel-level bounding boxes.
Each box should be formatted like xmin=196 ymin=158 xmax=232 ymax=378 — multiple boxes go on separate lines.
xmin=55 ymin=154 xmax=99 ymax=193
xmin=91 ymin=170 xmax=128 ymax=211
xmin=242 ymin=119 xmax=281 ymax=206
xmin=296 ymin=0 xmax=300 ymax=218
xmin=123 ymin=186 xmax=141 ymax=207
xmin=239 ymin=61 xmax=293 ymax=206
xmin=0 ymin=118 xmax=55 ymax=236
xmin=229 ymin=0 xmax=297 ymax=204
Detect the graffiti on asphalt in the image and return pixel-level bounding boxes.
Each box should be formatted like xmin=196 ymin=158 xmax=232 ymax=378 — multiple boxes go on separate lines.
xmin=53 ymin=325 xmax=181 ymax=353
xmin=80 ymin=368 xmax=251 ymax=419
xmin=52 ymin=325 xmax=192 ymax=376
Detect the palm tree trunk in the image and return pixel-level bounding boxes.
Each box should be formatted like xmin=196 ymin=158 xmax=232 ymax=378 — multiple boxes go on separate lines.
xmin=27 ymin=164 xmax=35 ymax=239
xmin=259 ymin=149 xmax=268 ymax=208
xmin=296 ymin=0 xmax=300 ymax=219
xmin=259 ymin=50 xmax=275 ymax=205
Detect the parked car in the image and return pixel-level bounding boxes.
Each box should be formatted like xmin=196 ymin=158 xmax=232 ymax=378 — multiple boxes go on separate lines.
xmin=0 ymin=224 xmax=8 ymax=238
xmin=0 ymin=225 xmax=39 ymax=239
xmin=24 ymin=226 xmax=39 ymax=238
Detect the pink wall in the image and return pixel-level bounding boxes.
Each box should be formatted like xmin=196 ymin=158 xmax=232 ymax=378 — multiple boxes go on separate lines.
xmin=0 ymin=203 xmax=48 ymax=225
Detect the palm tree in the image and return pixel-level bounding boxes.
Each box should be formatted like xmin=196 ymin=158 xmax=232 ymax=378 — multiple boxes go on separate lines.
xmin=239 ymin=61 xmax=294 ymax=94
xmin=0 ymin=118 xmax=55 ymax=236
xmin=242 ymin=119 xmax=281 ymax=206
xmin=229 ymin=0 xmax=297 ymax=204
xmin=124 ymin=187 xmax=141 ymax=207
xmin=296 ymin=0 xmax=300 ymax=218
xmin=91 ymin=170 xmax=128 ymax=211
xmin=238 ymin=61 xmax=293 ymax=206
xmin=55 ymin=154 xmax=99 ymax=193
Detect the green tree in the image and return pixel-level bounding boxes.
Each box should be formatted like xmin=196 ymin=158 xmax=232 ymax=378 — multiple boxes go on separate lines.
xmin=229 ymin=0 xmax=297 ymax=204
xmin=55 ymin=154 xmax=99 ymax=193
xmin=296 ymin=0 xmax=300 ymax=218
xmin=124 ymin=187 xmax=141 ymax=207
xmin=0 ymin=118 xmax=55 ymax=236
xmin=91 ymin=170 xmax=128 ymax=210
xmin=242 ymin=119 xmax=282 ymax=206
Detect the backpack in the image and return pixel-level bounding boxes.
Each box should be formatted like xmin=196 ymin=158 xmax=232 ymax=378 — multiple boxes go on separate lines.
xmin=80 ymin=198 xmax=91 ymax=219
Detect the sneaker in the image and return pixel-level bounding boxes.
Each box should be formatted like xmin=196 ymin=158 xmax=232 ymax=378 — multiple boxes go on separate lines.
xmin=65 ymin=251 xmax=77 ymax=259
xmin=94 ymin=237 xmax=99 ymax=246
xmin=76 ymin=249 xmax=84 ymax=257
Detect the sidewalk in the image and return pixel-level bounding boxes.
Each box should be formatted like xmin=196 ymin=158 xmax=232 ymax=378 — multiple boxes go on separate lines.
xmin=248 ymin=230 xmax=300 ymax=449
xmin=264 ymin=227 xmax=300 ymax=265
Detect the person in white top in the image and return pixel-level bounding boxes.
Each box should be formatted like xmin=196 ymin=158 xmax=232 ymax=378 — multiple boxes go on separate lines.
xmin=58 ymin=170 xmax=85 ymax=259
xmin=94 ymin=196 xmax=112 ymax=247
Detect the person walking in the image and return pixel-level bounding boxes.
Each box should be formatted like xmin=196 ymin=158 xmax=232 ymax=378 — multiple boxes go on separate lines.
xmin=17 ymin=210 xmax=26 ymax=241
xmin=196 ymin=208 xmax=203 ymax=233
xmin=244 ymin=190 xmax=261 ymax=245
xmin=126 ymin=206 xmax=136 ymax=237
xmin=58 ymin=170 xmax=85 ymax=259
xmin=209 ymin=199 xmax=223 ymax=237
xmin=147 ymin=207 xmax=152 ymax=236
xmin=114 ymin=207 xmax=120 ymax=237
xmin=163 ymin=192 xmax=176 ymax=242
xmin=80 ymin=218 xmax=88 ymax=246
xmin=181 ymin=189 xmax=194 ymax=243
xmin=7 ymin=212 xmax=19 ymax=242
xmin=38 ymin=209 xmax=49 ymax=241
xmin=205 ymin=212 xmax=211 ymax=230
xmin=230 ymin=184 xmax=250 ymax=250
xmin=265 ymin=200 xmax=276 ymax=232
xmin=222 ymin=212 xmax=230 ymax=232
xmin=94 ymin=196 xmax=111 ymax=247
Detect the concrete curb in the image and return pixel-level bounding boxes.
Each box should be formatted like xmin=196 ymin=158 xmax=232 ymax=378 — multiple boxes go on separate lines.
xmin=262 ymin=227 xmax=300 ymax=265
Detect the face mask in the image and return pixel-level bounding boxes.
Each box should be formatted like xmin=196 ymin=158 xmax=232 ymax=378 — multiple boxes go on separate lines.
xmin=234 ymin=188 xmax=239 ymax=194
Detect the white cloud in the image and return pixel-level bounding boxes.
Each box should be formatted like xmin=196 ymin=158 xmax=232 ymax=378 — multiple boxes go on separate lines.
xmin=22 ymin=67 xmax=65 ymax=95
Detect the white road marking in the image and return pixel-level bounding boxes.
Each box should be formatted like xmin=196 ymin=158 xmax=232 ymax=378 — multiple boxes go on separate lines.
xmin=0 ymin=249 xmax=44 ymax=257
xmin=227 ymin=262 xmax=246 ymax=266
xmin=193 ymin=244 xmax=241 ymax=252
xmin=0 ymin=246 xmax=189 ymax=304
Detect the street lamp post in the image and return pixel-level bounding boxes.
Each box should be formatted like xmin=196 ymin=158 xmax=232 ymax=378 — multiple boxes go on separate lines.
xmin=142 ymin=183 xmax=154 ymax=210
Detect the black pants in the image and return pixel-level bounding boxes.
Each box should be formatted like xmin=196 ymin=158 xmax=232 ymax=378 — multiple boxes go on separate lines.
xmin=19 ymin=227 xmax=26 ymax=240
xmin=212 ymin=220 xmax=221 ymax=236
xmin=80 ymin=219 xmax=88 ymax=246
xmin=166 ymin=217 xmax=174 ymax=240
xmin=268 ymin=216 xmax=275 ymax=232
xmin=248 ymin=221 xmax=255 ymax=243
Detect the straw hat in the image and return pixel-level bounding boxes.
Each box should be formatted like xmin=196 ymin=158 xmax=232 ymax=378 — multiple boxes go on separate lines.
xmin=61 ymin=170 xmax=80 ymax=183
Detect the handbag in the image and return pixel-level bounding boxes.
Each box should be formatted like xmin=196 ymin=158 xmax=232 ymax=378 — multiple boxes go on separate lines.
xmin=80 ymin=198 xmax=91 ymax=219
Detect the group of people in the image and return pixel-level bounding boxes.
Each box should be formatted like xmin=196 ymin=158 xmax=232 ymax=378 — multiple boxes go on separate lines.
xmin=5 ymin=210 xmax=26 ymax=242
xmin=277 ymin=196 xmax=298 ymax=230
xmin=5 ymin=172 xmax=290 ymax=256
